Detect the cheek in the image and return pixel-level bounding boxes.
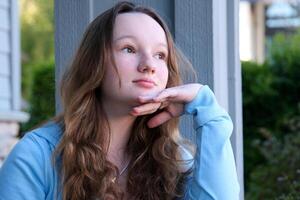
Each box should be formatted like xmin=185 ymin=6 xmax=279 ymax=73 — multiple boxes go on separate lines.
xmin=102 ymin=60 xmax=122 ymax=91
xmin=114 ymin=53 xmax=138 ymax=71
xmin=107 ymin=55 xmax=135 ymax=82
xmin=103 ymin=65 xmax=118 ymax=83
xmin=157 ymin=66 xmax=169 ymax=87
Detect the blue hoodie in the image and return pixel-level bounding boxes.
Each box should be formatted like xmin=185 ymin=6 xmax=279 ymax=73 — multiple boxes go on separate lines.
xmin=0 ymin=85 xmax=240 ymax=199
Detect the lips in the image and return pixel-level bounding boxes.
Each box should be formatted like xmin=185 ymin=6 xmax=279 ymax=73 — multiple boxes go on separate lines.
xmin=132 ymin=78 xmax=156 ymax=89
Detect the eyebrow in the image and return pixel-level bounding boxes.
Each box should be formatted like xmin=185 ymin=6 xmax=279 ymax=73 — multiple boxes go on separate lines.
xmin=113 ymin=35 xmax=168 ymax=49
xmin=113 ymin=35 xmax=136 ymax=42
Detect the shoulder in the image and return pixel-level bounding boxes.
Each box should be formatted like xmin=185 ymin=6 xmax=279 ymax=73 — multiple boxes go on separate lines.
xmin=16 ymin=121 xmax=63 ymax=156
xmin=0 ymin=122 xmax=63 ymax=199
xmin=26 ymin=121 xmax=63 ymax=148
xmin=2 ymin=121 xmax=63 ymax=167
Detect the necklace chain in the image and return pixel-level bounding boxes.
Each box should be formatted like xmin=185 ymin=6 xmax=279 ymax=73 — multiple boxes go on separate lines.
xmin=119 ymin=159 xmax=130 ymax=176
xmin=112 ymin=159 xmax=130 ymax=183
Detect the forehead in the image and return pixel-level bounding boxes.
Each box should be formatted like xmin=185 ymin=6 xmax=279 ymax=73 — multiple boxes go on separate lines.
xmin=113 ymin=12 xmax=167 ymax=45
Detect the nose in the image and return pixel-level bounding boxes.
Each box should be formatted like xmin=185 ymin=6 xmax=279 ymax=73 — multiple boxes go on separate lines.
xmin=137 ymin=53 xmax=156 ymax=74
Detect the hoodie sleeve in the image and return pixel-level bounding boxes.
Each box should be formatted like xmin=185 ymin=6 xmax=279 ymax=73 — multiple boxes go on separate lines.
xmin=183 ymin=85 xmax=240 ymax=200
xmin=0 ymin=133 xmax=46 ymax=200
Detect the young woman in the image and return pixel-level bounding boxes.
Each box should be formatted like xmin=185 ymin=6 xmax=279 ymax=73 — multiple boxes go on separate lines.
xmin=0 ymin=1 xmax=240 ymax=200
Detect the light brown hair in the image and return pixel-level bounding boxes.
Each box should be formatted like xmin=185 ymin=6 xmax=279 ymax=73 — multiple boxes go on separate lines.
xmin=54 ymin=1 xmax=194 ymax=199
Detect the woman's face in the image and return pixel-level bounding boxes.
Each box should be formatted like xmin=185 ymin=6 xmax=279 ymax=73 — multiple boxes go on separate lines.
xmin=101 ymin=12 xmax=169 ymax=107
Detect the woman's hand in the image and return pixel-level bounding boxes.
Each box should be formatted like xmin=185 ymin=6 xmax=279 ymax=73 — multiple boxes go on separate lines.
xmin=130 ymin=83 xmax=203 ymax=128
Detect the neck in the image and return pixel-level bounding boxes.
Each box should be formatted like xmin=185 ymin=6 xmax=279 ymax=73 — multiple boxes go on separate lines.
xmin=102 ymin=99 xmax=136 ymax=167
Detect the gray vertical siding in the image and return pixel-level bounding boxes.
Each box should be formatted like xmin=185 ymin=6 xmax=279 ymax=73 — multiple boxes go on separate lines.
xmin=54 ymin=0 xmax=92 ymax=112
xmin=54 ymin=1 xmax=244 ymax=198
xmin=174 ymin=0 xmax=213 ymax=141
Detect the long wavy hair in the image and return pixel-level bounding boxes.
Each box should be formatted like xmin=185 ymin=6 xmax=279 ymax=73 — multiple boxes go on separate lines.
xmin=54 ymin=1 xmax=194 ymax=199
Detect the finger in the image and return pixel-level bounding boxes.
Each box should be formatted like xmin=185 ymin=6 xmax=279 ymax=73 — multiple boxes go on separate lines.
xmin=137 ymin=95 xmax=157 ymax=103
xmin=158 ymin=101 xmax=169 ymax=109
xmin=138 ymin=88 xmax=178 ymax=103
xmin=132 ymin=101 xmax=169 ymax=116
xmin=153 ymin=88 xmax=178 ymax=102
xmin=147 ymin=111 xmax=172 ymax=128
xmin=132 ymin=107 xmax=159 ymax=116
xmin=131 ymin=102 xmax=160 ymax=116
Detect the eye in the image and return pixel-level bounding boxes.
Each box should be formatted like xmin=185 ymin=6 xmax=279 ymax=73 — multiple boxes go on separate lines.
xmin=155 ymin=52 xmax=167 ymax=60
xmin=122 ymin=46 xmax=135 ymax=54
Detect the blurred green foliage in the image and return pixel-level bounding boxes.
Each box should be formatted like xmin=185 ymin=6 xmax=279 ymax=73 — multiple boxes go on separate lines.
xmin=243 ymin=31 xmax=300 ymax=199
xmin=20 ymin=0 xmax=55 ymax=133
xmin=246 ymin=115 xmax=300 ymax=199
xmin=21 ymin=0 xmax=54 ymax=101
xmin=21 ymin=61 xmax=55 ymax=134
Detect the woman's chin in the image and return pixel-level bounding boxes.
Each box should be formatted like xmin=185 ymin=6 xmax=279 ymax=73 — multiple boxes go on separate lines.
xmin=135 ymin=87 xmax=163 ymax=96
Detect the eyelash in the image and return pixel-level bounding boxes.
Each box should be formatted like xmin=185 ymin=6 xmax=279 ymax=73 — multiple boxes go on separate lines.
xmin=122 ymin=46 xmax=136 ymax=54
xmin=121 ymin=46 xmax=167 ymax=60
xmin=156 ymin=52 xmax=166 ymax=60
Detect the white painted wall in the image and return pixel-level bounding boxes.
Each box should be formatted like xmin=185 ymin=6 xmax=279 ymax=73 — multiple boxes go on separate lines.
xmin=0 ymin=2 xmax=11 ymax=111
xmin=0 ymin=0 xmax=29 ymax=167
xmin=0 ymin=0 xmax=28 ymax=121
